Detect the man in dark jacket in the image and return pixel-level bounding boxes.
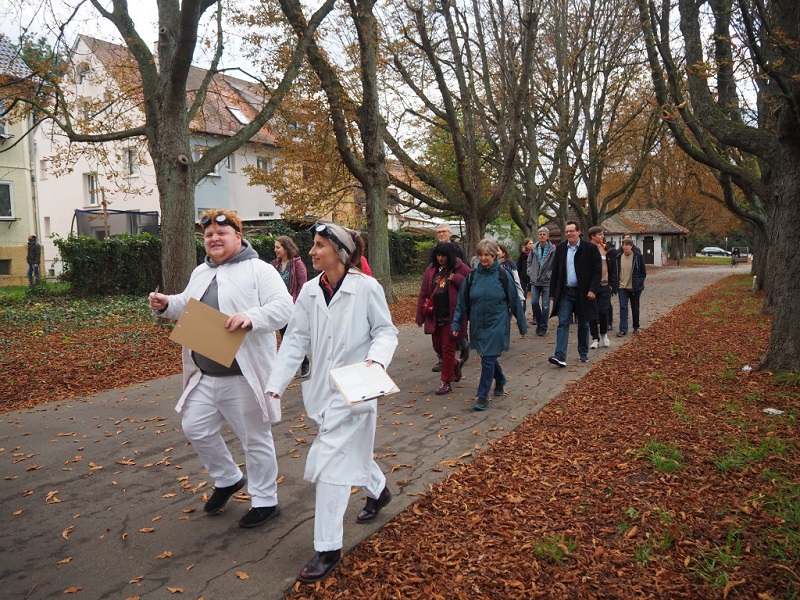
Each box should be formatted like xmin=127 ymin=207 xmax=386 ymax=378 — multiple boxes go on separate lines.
xmin=614 ymin=238 xmax=646 ymax=336
xmin=548 ymin=221 xmax=601 ymax=367
xmin=27 ymin=235 xmax=41 ymax=286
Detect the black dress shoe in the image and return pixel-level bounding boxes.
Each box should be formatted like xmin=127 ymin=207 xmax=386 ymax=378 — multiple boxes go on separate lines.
xmin=204 ymin=477 xmax=246 ymax=513
xmin=297 ymin=550 xmax=342 ymax=584
xmin=356 ymin=486 xmax=392 ymax=523
xmin=239 ymin=505 xmax=280 ymax=528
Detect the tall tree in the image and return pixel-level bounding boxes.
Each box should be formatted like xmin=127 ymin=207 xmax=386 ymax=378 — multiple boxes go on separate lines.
xmin=631 ymin=133 xmax=744 ymax=258
xmin=637 ymin=0 xmax=800 ymax=370
xmin=383 ymin=0 xmax=537 ymax=253
xmin=3 ymin=0 xmax=334 ymax=292
xmin=278 ymin=0 xmax=394 ymax=298
xmin=566 ymin=0 xmax=661 ymax=231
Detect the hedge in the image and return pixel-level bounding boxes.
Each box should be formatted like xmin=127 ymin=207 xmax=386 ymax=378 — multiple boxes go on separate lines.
xmin=56 ymin=229 xmax=431 ymax=296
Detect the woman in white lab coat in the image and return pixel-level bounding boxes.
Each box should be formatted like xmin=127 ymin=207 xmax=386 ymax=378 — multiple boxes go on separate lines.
xmin=266 ymin=222 xmax=398 ymax=584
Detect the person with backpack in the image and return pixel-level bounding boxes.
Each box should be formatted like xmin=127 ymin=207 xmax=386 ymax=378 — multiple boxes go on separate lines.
xmin=451 ymin=239 xmax=527 ymax=411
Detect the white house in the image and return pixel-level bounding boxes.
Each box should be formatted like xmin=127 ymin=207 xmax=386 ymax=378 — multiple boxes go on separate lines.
xmin=33 ymin=35 xmax=284 ymax=277
xmin=600 ymin=209 xmax=689 ymax=267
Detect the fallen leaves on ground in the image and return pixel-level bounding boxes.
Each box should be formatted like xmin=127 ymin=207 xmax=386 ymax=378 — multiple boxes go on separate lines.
xmin=0 ymin=293 xmax=418 ymax=413
xmin=3 ymin=278 xmax=797 ymax=598
xmin=288 ymin=276 xmax=799 ymax=599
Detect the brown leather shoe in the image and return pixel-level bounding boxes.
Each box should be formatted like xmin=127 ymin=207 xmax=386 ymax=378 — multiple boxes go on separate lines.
xmin=356 ymin=486 xmax=392 ymax=523
xmin=297 ymin=550 xmax=341 ymax=583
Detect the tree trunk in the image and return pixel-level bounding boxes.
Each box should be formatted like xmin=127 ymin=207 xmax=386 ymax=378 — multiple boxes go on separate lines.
xmin=150 ymin=130 xmax=196 ymax=293
xmin=355 ymin=0 xmax=393 ymax=301
xmin=759 ymin=144 xmax=800 ymax=371
xmin=750 ymin=223 xmax=767 ymax=294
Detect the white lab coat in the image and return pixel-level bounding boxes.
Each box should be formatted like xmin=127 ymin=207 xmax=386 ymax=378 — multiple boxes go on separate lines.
xmin=267 ymin=269 xmax=398 ymax=486
xmin=158 ymin=256 xmax=294 ymax=423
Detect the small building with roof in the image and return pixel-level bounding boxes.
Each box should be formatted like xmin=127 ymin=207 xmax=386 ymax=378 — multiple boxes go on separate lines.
xmin=600 ymin=209 xmax=689 ymax=266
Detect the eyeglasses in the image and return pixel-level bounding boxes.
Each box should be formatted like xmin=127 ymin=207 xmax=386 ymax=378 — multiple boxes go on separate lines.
xmin=310 ymin=222 xmax=349 ymax=252
xmin=201 ymin=214 xmax=240 ymax=232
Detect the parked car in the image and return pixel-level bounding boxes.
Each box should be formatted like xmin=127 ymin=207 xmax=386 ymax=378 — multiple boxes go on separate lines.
xmin=700 ymin=246 xmax=731 ymax=256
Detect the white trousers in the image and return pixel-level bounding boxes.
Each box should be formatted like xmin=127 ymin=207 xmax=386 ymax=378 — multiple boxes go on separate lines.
xmin=181 ymin=375 xmax=278 ymax=508
xmin=313 ymin=467 xmax=385 ymax=552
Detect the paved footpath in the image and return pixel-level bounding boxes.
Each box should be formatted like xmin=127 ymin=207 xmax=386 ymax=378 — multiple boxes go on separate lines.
xmin=0 ymin=266 xmax=735 ymax=599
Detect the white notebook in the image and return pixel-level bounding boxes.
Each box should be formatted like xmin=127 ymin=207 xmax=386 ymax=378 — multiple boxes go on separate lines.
xmin=329 ymin=362 xmax=400 ymax=405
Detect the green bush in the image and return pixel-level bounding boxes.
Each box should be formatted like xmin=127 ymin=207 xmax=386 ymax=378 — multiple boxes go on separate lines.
xmin=54 ymin=233 xmax=161 ymax=296
xmin=57 ymin=228 xmax=428 ymax=297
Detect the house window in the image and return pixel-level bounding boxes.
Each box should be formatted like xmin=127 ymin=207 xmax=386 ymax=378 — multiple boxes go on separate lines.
xmin=227 ymin=106 xmax=251 ymax=124
xmin=257 ymin=157 xmax=272 ymax=173
xmin=40 ymin=159 xmax=49 ymax=180
xmin=226 ymin=154 xmax=235 ymax=172
xmin=125 ymin=148 xmax=137 ymax=176
xmin=193 ymin=147 xmax=227 ymax=177
xmin=0 ymin=119 xmax=7 ymax=136
xmin=0 ymin=182 xmax=12 ymax=218
xmin=209 ymin=160 xmax=223 ymax=177
xmin=0 ymin=259 xmax=10 ymax=275
xmin=85 ymin=173 xmax=100 ymax=206
xmin=258 ymin=211 xmax=274 ymax=217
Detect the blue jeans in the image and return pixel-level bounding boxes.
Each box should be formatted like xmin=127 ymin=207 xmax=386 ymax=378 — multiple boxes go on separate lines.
xmin=27 ymin=263 xmax=40 ymax=286
xmin=477 ymin=355 xmax=505 ymax=400
xmin=531 ymin=284 xmax=550 ymax=331
xmin=555 ymin=288 xmax=589 ymax=361
xmin=618 ymin=288 xmax=641 ymax=333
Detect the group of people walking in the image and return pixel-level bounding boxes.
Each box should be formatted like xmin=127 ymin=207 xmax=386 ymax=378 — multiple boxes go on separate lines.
xmin=417 ymin=221 xmax=646 ymax=404
xmin=148 ymin=212 xmax=644 ymax=585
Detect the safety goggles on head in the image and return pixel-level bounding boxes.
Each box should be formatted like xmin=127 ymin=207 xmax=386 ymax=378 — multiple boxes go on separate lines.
xmin=201 ymin=213 xmax=240 ymax=232
xmin=310 ymin=222 xmax=349 ymax=252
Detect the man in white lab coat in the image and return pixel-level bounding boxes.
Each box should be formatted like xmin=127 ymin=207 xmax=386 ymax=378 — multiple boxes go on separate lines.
xmin=150 ymin=209 xmax=293 ymax=529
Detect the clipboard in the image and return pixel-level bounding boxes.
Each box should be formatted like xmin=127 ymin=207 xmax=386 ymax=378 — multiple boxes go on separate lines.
xmin=329 ymin=362 xmax=400 ymax=405
xmin=169 ymin=298 xmax=247 ymax=367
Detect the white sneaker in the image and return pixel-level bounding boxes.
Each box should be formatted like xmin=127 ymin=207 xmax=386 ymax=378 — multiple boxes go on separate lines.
xmin=602 ymin=334 xmax=610 ymax=347
xmin=590 ymin=339 xmax=599 ymax=349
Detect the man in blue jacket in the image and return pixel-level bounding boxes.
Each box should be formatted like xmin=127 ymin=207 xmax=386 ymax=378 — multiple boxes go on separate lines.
xmin=548 ymin=221 xmax=601 ymax=366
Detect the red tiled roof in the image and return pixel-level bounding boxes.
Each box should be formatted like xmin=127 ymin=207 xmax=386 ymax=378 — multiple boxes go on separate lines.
xmin=77 ymin=35 xmax=275 ymax=145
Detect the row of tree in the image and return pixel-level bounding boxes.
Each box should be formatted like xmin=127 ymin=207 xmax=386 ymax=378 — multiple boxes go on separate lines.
xmin=2 ymin=0 xmax=798 ymax=369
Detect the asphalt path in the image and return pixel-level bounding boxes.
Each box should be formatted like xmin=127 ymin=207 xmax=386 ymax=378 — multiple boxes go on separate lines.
xmin=0 ymin=265 xmax=737 ymax=599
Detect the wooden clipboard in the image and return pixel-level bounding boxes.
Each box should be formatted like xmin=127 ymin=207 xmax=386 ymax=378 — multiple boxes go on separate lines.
xmin=329 ymin=362 xmax=400 ymax=405
xmin=169 ymin=298 xmax=247 ymax=367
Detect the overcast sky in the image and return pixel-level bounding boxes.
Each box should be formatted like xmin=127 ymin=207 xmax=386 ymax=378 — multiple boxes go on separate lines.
xmin=0 ymin=2 xmax=253 ymax=71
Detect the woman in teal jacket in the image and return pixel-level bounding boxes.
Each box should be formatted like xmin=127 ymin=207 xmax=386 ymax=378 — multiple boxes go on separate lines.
xmin=452 ymin=239 xmax=527 ymax=411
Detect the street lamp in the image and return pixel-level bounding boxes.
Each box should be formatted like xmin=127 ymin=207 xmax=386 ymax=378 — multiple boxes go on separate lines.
xmin=725 ymin=237 xmax=728 ymax=251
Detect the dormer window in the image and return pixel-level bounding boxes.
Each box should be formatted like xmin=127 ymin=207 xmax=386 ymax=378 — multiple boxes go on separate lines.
xmin=228 ymin=107 xmax=250 ymax=124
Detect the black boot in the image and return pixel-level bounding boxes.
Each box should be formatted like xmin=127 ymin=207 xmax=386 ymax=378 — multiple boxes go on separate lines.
xmin=297 ymin=550 xmax=342 ymax=583
xmin=356 ymin=486 xmax=392 ymax=523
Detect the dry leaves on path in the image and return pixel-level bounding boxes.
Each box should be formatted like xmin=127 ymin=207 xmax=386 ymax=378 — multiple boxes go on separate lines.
xmin=288 ymin=276 xmax=799 ymax=599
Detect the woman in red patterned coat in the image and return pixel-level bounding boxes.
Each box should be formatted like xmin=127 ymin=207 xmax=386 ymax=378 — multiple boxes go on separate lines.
xmin=415 ymin=242 xmax=472 ymax=395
